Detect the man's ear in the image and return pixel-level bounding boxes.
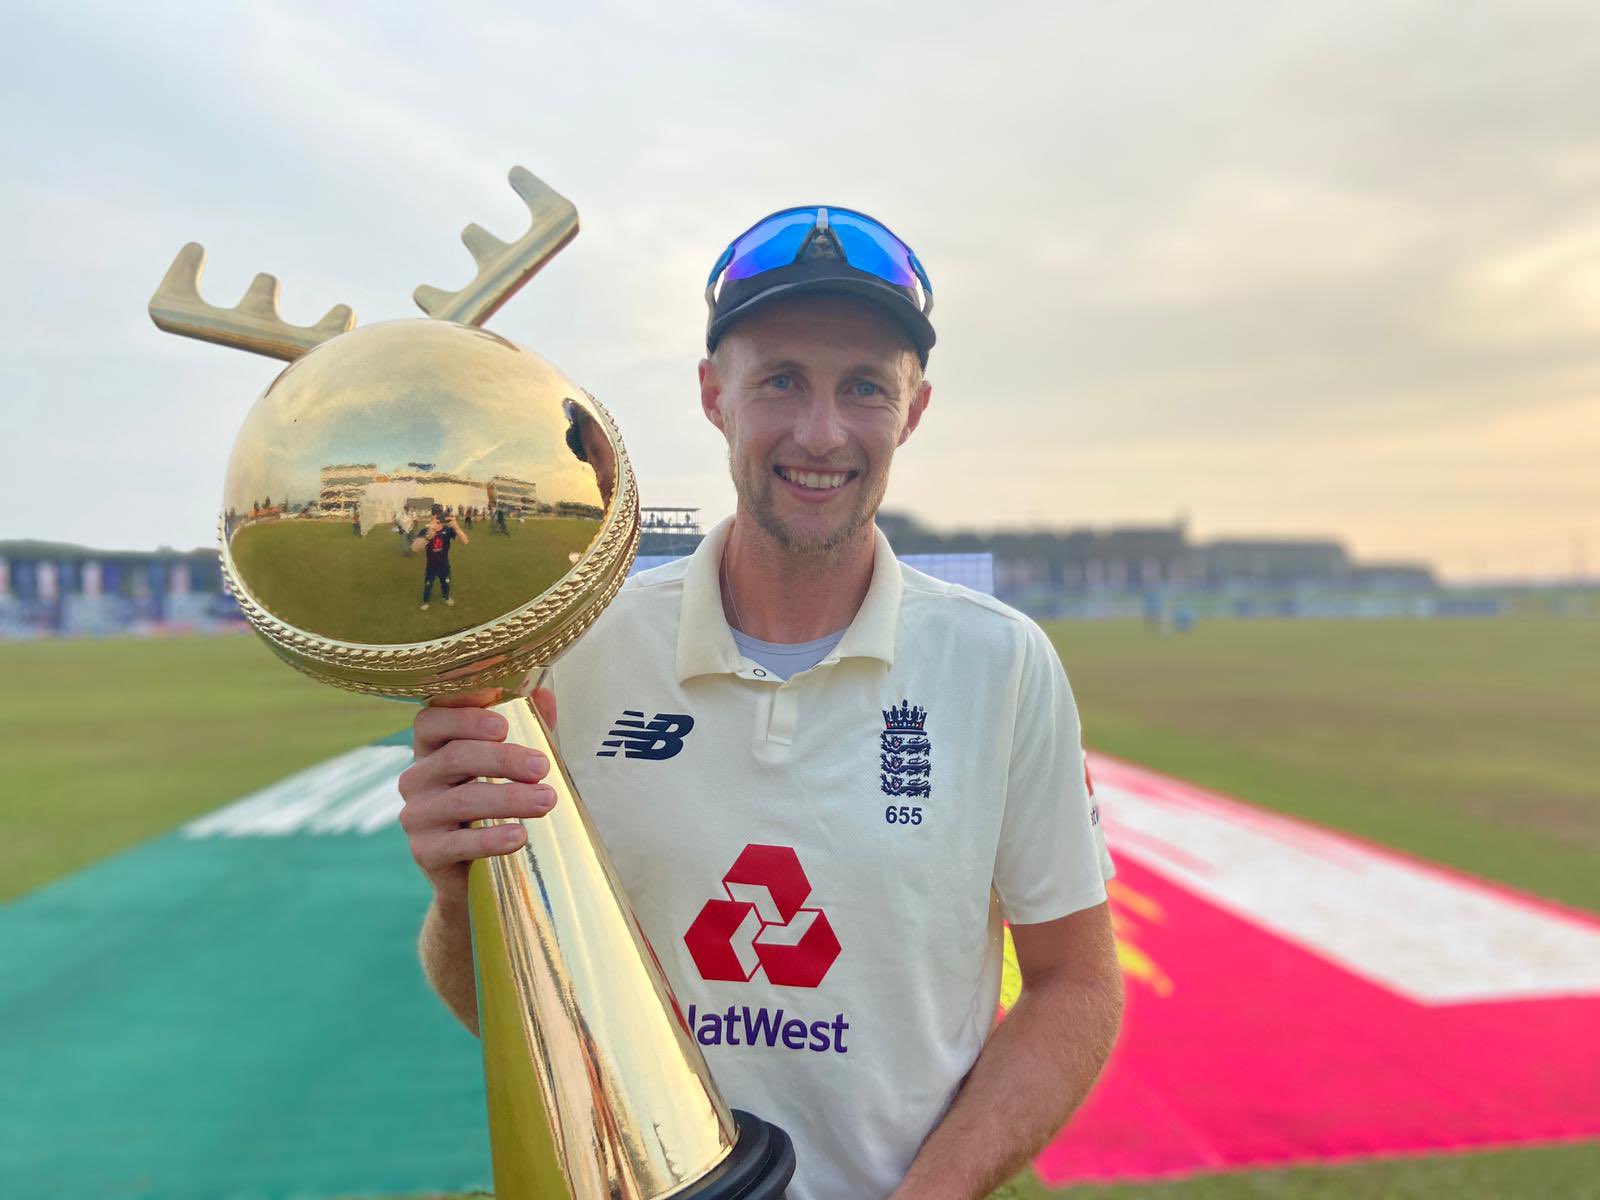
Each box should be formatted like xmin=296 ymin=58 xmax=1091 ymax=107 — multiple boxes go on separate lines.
xmin=898 ymin=377 xmax=932 ymax=446
xmin=699 ymin=357 xmax=727 ymax=435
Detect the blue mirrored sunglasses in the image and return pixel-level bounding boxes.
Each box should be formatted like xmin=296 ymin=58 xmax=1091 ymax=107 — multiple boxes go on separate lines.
xmin=706 ymin=206 xmax=933 ymax=312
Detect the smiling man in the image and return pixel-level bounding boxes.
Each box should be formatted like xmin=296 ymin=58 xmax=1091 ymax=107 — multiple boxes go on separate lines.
xmin=398 ymin=207 xmax=1123 ymax=1200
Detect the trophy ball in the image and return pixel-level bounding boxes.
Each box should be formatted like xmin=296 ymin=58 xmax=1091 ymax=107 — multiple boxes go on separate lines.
xmin=219 ymin=319 xmax=638 ymax=700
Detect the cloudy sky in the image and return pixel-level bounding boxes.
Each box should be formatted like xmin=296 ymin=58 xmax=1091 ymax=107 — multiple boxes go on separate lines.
xmin=6 ymin=0 xmax=1598 ymax=580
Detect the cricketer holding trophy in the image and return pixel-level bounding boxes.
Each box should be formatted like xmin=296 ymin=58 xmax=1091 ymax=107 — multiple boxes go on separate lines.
xmin=401 ymin=203 xmax=1124 ymax=1198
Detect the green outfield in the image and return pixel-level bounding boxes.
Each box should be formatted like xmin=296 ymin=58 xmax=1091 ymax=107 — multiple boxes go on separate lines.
xmin=0 ymin=633 xmax=402 ymax=902
xmin=229 ymin=516 xmax=597 ymax=643
xmin=1 ymin=618 xmax=1595 ymax=1198
xmin=997 ymin=1141 xmax=1600 ymax=1200
xmin=1043 ymin=617 xmax=1600 ymax=914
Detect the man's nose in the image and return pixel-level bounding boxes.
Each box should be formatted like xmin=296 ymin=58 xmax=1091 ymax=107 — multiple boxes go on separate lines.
xmin=794 ymin=393 xmax=847 ymax=456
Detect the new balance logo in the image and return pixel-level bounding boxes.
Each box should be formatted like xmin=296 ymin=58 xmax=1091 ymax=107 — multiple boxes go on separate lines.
xmin=596 ymin=710 xmax=695 ymax=760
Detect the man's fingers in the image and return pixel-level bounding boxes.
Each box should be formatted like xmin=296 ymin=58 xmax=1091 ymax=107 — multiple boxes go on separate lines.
xmin=413 ymin=705 xmax=510 ymax=760
xmin=443 ymin=780 xmax=557 ymax=825
xmin=426 ymin=688 xmax=504 ymax=710
xmin=398 ymin=780 xmax=556 ymax=835
xmin=411 ymin=822 xmax=528 ymax=874
xmin=400 ymin=739 xmax=548 ymax=797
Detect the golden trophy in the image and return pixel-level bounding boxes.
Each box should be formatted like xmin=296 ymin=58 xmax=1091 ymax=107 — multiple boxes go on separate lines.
xmin=150 ymin=167 xmax=794 ymax=1199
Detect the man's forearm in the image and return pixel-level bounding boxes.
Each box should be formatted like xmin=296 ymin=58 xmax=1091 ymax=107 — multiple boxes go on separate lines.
xmin=420 ymin=894 xmax=480 ymax=1035
xmin=890 ymin=968 xmax=1123 ymax=1200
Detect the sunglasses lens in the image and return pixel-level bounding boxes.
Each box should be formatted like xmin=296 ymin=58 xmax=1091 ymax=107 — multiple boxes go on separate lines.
xmin=721 ymin=210 xmax=816 ymax=284
xmin=827 ymin=211 xmax=921 ymax=291
xmin=710 ymin=207 xmax=932 ymax=313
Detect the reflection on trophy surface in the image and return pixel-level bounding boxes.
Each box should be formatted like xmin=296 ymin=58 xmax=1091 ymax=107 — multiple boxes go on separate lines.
xmin=150 ymin=167 xmax=795 ymax=1199
xmin=220 ymin=320 xmax=618 ymax=654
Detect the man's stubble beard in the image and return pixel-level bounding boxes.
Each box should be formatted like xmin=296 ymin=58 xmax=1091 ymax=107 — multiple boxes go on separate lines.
xmin=730 ymin=448 xmax=890 ymax=562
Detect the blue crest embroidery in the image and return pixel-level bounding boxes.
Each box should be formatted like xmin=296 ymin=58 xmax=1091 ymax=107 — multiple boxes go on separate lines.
xmin=880 ymin=700 xmax=931 ymax=798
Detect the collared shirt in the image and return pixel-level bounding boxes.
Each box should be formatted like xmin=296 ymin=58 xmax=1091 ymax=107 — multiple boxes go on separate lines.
xmin=544 ymin=516 xmax=1114 ymax=1200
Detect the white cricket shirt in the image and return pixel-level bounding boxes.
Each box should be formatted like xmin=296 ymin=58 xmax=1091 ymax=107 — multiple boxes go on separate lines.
xmin=544 ymin=517 xmax=1114 ymax=1200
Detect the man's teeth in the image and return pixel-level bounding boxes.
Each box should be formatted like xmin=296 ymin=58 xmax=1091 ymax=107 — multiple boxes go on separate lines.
xmin=777 ymin=466 xmax=850 ymax=489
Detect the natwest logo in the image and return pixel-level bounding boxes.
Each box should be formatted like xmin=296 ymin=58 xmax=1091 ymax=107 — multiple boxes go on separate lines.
xmin=684 ymin=844 xmax=841 ymax=987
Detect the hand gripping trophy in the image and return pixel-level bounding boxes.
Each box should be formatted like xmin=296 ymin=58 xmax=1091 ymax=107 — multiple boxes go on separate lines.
xmin=150 ymin=167 xmax=795 ymax=1199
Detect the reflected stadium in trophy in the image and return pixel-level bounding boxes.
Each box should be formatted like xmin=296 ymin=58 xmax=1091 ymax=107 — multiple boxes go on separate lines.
xmin=218 ymin=322 xmax=614 ymax=647
xmin=149 ymin=167 xmax=795 ymax=1199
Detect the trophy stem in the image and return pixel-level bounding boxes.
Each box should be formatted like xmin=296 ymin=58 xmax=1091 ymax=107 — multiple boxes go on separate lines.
xmin=469 ymin=693 xmax=788 ymax=1199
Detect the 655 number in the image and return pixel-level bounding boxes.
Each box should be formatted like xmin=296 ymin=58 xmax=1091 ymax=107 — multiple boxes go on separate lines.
xmin=885 ymin=805 xmax=923 ymax=825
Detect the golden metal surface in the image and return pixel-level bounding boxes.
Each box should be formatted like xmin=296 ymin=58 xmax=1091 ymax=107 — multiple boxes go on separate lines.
xmin=216 ymin=319 xmax=634 ymax=698
xmin=151 ymin=167 xmax=753 ymax=1200
xmin=149 ymin=241 xmax=355 ymax=362
xmin=471 ymin=697 xmax=736 ymax=1198
xmin=413 ymin=166 xmax=580 ymax=327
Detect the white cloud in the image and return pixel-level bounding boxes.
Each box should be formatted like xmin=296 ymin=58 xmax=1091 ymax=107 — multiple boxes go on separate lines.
xmin=1455 ymin=216 xmax=1600 ymax=343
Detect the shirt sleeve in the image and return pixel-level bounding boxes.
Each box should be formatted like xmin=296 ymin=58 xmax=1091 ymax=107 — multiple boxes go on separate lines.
xmin=992 ymin=619 xmax=1115 ymax=924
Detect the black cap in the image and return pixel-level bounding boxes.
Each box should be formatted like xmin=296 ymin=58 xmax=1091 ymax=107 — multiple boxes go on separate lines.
xmin=706 ymin=227 xmax=935 ymax=367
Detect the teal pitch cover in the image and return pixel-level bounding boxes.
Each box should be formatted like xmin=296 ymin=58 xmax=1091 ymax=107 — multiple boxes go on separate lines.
xmin=0 ymin=730 xmax=493 ymax=1199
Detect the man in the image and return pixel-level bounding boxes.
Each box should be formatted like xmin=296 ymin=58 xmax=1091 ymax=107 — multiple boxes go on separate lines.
xmin=398 ymin=207 xmax=1122 ymax=1200
xmin=416 ymin=506 xmax=467 ymax=610
xmin=564 ymin=396 xmax=619 ymax=508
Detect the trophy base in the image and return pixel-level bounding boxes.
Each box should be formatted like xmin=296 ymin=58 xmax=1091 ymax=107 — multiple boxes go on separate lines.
xmin=680 ymin=1110 xmax=796 ymax=1199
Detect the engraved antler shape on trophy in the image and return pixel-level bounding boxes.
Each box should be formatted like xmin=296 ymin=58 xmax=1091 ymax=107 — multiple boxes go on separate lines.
xmin=148 ymin=166 xmax=579 ymax=358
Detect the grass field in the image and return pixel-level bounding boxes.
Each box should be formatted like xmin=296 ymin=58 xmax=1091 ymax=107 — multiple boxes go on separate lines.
xmin=998 ymin=1141 xmax=1600 ymax=1199
xmin=0 ymin=633 xmax=402 ymax=901
xmin=230 ymin=516 xmax=598 ymax=643
xmin=1 ymin=619 xmax=1595 ymax=1197
xmin=1044 ymin=618 xmax=1600 ymax=913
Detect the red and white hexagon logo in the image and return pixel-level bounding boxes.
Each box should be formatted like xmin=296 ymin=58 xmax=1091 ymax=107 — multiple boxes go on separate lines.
xmin=684 ymin=844 xmax=841 ymax=988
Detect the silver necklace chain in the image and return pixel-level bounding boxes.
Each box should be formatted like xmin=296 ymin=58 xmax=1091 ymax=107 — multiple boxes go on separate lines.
xmin=720 ymin=544 xmax=746 ymax=633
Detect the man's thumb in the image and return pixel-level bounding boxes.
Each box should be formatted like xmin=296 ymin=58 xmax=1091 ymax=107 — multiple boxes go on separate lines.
xmin=530 ymin=686 xmax=558 ymax=730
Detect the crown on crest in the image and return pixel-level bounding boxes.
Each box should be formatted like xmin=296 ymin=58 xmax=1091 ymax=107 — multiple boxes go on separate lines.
xmin=882 ymin=700 xmax=927 ymax=731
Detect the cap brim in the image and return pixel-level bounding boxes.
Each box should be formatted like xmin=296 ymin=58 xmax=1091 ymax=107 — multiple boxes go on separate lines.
xmin=707 ymin=277 xmax=935 ymax=364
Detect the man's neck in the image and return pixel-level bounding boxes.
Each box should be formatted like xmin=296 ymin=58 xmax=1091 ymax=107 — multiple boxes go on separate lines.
xmin=719 ymin=513 xmax=876 ymax=644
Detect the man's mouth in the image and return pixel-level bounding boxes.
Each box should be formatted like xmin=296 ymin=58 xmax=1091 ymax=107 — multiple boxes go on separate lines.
xmin=773 ymin=464 xmax=857 ymax=493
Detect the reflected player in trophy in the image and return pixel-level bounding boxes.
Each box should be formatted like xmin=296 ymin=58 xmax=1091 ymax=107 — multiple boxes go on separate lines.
xmin=402 ymin=206 xmax=1124 ymax=1199
xmin=565 ymin=397 xmax=618 ymax=509
xmin=416 ymin=505 xmax=467 ymax=610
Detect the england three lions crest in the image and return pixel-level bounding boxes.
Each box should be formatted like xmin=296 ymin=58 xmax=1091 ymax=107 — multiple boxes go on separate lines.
xmin=881 ymin=700 xmax=931 ymax=798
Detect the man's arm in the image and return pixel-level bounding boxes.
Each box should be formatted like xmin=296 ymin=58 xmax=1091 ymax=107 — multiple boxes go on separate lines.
xmin=888 ymin=901 xmax=1123 ymax=1200
xmin=420 ymin=892 xmax=480 ymax=1033
xmin=450 ymin=517 xmax=470 ymax=544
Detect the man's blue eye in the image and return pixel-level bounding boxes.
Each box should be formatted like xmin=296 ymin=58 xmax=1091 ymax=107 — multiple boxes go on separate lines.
xmin=854 ymin=381 xmax=880 ymax=397
xmin=770 ymin=374 xmax=792 ymax=390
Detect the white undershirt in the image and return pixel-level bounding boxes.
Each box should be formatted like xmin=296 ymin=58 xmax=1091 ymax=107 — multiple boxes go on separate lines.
xmin=728 ymin=626 xmax=848 ymax=680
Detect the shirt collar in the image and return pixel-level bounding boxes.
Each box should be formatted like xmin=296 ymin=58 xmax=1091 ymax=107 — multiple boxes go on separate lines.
xmin=675 ymin=515 xmax=903 ymax=683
